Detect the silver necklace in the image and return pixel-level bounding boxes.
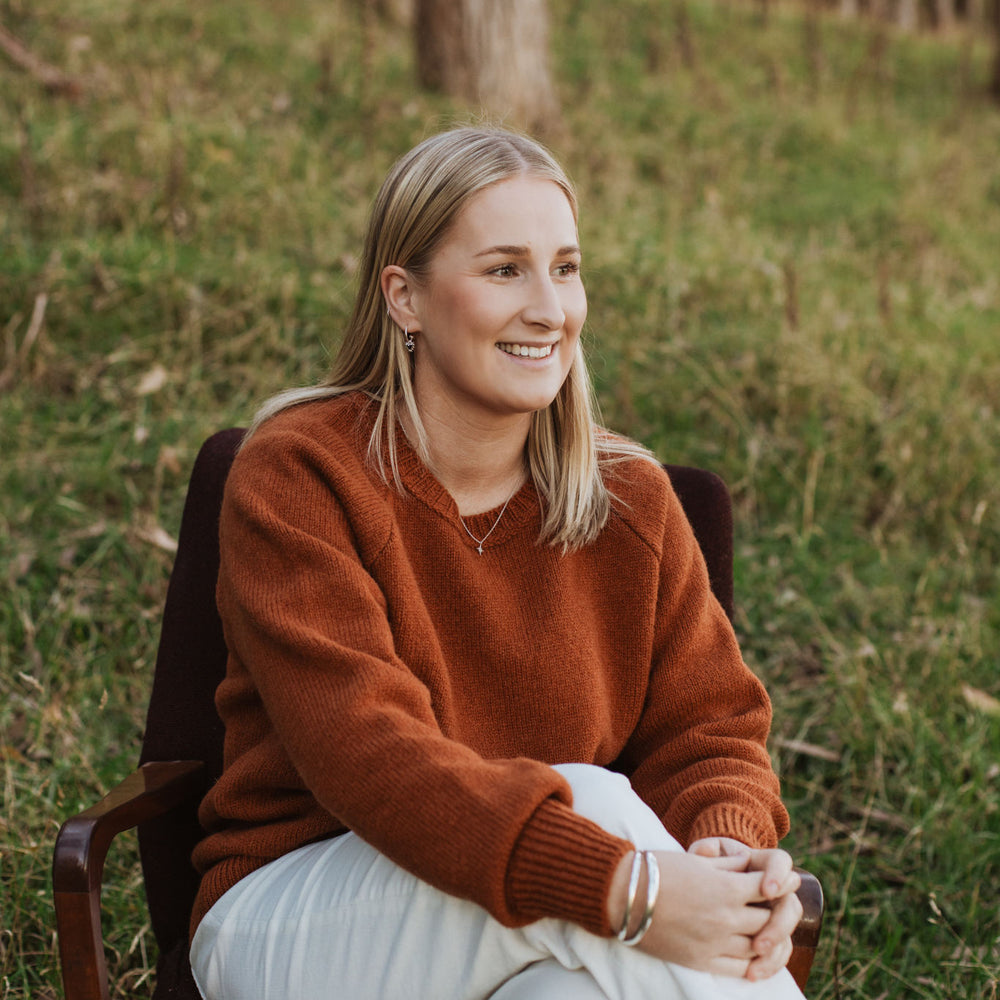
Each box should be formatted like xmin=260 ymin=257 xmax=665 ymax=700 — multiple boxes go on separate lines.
xmin=459 ymin=487 xmax=518 ymax=555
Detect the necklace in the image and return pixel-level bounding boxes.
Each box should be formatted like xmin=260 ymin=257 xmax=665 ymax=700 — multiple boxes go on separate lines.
xmin=459 ymin=486 xmax=519 ymax=555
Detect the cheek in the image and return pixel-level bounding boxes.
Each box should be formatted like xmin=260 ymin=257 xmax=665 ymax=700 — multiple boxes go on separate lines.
xmin=430 ymin=281 xmax=484 ymax=325
xmin=429 ymin=286 xmax=502 ymax=342
xmin=566 ymin=287 xmax=587 ymax=336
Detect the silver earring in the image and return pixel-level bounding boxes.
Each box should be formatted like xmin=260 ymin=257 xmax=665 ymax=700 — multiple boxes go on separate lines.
xmin=404 ymin=327 xmax=415 ymax=353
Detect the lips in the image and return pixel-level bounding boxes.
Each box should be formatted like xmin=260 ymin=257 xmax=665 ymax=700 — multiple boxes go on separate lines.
xmin=497 ymin=342 xmax=554 ymax=359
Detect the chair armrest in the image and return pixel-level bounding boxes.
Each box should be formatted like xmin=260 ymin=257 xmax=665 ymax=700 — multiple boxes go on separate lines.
xmin=54 ymin=760 xmax=205 ymax=893
xmin=789 ymin=868 xmax=824 ymax=992
xmin=53 ymin=760 xmax=205 ymax=1000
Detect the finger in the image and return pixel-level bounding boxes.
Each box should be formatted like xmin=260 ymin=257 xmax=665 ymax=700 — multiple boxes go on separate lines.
xmin=756 ymin=869 xmax=800 ymax=904
xmin=689 ymin=837 xmax=751 ymax=860
xmin=704 ymin=853 xmax=757 ymax=874
xmin=746 ymin=936 xmax=794 ymax=982
xmin=778 ymin=867 xmax=802 ymax=895
xmin=717 ymin=838 xmax=752 ymax=859
xmin=718 ymin=931 xmax=765 ymax=962
xmin=759 ymin=850 xmax=792 ymax=898
xmin=688 ymin=837 xmax=718 ymax=857
xmin=727 ymin=869 xmax=788 ymax=905
xmin=689 ymin=837 xmax=729 ymax=858
xmin=706 ymin=955 xmax=753 ymax=980
xmin=750 ymin=892 xmax=803 ymax=957
xmin=749 ymin=848 xmax=795 ymax=898
xmin=734 ymin=902 xmax=773 ymax=938
xmin=717 ymin=930 xmax=793 ymax=979
xmin=704 ymin=869 xmax=784 ymax=912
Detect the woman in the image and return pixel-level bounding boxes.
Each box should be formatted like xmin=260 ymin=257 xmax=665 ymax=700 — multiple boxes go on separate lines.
xmin=189 ymin=126 xmax=806 ymax=999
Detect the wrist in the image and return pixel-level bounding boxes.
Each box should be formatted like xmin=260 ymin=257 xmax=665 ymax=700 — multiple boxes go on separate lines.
xmin=607 ymin=850 xmax=659 ymax=944
xmin=508 ymin=799 xmax=632 ymax=935
xmin=607 ymin=850 xmax=635 ymax=931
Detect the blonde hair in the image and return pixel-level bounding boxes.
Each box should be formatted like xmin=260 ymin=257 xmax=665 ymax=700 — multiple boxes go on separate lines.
xmin=248 ymin=126 xmax=654 ymax=549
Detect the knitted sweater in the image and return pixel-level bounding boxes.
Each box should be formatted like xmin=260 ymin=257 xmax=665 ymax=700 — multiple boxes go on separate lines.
xmin=191 ymin=392 xmax=788 ymax=938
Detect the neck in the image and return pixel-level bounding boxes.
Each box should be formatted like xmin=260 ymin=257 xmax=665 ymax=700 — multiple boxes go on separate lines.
xmin=403 ymin=403 xmax=530 ymax=516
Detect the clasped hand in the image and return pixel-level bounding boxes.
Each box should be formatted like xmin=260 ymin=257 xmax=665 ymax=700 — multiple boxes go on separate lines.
xmin=610 ymin=838 xmax=802 ymax=981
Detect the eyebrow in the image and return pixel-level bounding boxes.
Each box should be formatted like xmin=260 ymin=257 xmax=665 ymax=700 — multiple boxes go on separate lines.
xmin=474 ymin=244 xmax=581 ymax=258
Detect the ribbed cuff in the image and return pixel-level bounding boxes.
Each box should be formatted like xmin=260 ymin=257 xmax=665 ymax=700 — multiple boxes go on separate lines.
xmin=505 ymin=798 xmax=633 ymax=936
xmin=687 ymin=802 xmax=778 ymax=850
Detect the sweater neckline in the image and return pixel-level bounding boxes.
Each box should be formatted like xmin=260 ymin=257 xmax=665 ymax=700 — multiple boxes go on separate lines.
xmin=384 ymin=408 xmax=541 ymax=552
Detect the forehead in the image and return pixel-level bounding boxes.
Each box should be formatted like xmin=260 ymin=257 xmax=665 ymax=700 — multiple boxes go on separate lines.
xmin=446 ymin=176 xmax=578 ymax=246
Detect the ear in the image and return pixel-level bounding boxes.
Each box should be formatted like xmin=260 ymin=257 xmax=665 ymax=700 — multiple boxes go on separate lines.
xmin=381 ymin=265 xmax=421 ymax=332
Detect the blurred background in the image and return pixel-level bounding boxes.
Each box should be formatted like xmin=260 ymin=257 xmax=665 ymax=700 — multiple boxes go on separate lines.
xmin=2 ymin=1 xmax=998 ymax=996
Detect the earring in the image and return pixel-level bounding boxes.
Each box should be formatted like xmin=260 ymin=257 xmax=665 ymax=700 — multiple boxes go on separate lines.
xmin=404 ymin=327 xmax=415 ymax=353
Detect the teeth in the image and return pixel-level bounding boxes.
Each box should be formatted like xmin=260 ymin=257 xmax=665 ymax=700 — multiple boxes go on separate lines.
xmin=499 ymin=343 xmax=553 ymax=359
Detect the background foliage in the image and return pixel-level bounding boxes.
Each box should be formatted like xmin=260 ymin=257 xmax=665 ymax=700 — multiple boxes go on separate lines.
xmin=2 ymin=1 xmax=999 ymax=997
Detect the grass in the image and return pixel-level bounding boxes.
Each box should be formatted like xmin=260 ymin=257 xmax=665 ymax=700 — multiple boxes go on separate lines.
xmin=2 ymin=0 xmax=999 ymax=996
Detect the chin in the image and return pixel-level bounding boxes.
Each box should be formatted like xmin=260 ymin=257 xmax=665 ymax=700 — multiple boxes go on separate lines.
xmin=494 ymin=377 xmax=569 ymax=415
xmin=508 ymin=397 xmax=554 ymax=416
xmin=497 ymin=388 xmax=563 ymax=416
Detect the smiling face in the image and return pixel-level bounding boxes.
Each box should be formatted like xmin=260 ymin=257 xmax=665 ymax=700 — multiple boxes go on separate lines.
xmin=402 ymin=175 xmax=587 ymax=430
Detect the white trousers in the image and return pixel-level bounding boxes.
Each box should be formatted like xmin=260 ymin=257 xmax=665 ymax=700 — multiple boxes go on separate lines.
xmin=190 ymin=764 xmax=806 ymax=1000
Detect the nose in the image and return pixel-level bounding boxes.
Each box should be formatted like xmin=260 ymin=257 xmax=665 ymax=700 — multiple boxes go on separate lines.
xmin=522 ymin=273 xmax=566 ymax=331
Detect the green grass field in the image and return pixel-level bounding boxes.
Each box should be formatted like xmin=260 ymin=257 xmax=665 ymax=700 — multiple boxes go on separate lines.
xmin=2 ymin=0 xmax=999 ymax=996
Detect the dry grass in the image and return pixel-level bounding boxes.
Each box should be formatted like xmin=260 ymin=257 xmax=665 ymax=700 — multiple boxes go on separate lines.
xmin=2 ymin=0 xmax=999 ymax=996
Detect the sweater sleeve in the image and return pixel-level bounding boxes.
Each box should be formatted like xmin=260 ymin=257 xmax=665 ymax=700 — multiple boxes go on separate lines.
xmin=615 ymin=476 xmax=789 ymax=850
xmin=209 ymin=425 xmax=630 ymax=932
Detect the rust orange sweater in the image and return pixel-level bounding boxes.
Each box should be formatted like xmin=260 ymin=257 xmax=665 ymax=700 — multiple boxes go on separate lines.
xmin=191 ymin=393 xmax=788 ymax=938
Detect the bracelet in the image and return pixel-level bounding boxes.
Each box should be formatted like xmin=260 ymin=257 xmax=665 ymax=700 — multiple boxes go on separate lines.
xmin=616 ymin=850 xmax=643 ymax=942
xmin=621 ymin=851 xmax=660 ymax=947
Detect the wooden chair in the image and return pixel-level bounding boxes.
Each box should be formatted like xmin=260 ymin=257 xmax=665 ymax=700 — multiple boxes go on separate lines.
xmin=52 ymin=428 xmax=823 ymax=999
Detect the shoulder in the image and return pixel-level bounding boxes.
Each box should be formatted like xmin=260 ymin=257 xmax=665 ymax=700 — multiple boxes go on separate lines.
xmin=221 ymin=392 xmax=394 ymax=557
xmin=235 ymin=392 xmax=375 ymax=480
xmin=226 ymin=392 xmax=389 ymax=519
xmin=596 ymin=431 xmax=695 ymax=556
xmin=249 ymin=391 xmax=372 ymax=452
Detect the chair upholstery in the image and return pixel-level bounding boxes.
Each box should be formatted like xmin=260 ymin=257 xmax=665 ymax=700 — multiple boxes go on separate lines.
xmin=53 ymin=429 xmax=821 ymax=1000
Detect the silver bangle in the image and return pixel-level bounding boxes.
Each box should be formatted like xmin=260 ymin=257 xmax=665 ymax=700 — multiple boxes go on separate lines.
xmin=622 ymin=851 xmax=660 ymax=947
xmin=616 ymin=851 xmax=643 ymax=941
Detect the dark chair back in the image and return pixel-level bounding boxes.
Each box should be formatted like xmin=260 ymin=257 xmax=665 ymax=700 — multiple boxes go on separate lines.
xmin=663 ymin=464 xmax=734 ymax=621
xmin=138 ymin=428 xmax=243 ymax=997
xmin=135 ymin=429 xmax=735 ymax=997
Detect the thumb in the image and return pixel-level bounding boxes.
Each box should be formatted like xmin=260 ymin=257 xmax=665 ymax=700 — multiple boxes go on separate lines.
xmin=689 ymin=837 xmax=723 ymax=857
xmin=690 ymin=837 xmax=752 ymax=858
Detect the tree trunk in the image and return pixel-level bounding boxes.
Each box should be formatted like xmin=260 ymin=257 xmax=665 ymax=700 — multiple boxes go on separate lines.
xmin=372 ymin=0 xmax=413 ymax=26
xmin=415 ymin=0 xmax=560 ymax=134
xmin=896 ymin=0 xmax=920 ymax=31
xmin=964 ymin=0 xmax=984 ymax=23
xmin=935 ymin=0 xmax=957 ymax=30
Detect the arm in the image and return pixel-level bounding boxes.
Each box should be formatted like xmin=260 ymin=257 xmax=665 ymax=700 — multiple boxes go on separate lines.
xmin=608 ymin=475 xmax=796 ymax=975
xmin=616 ymin=477 xmax=788 ymax=850
xmin=203 ymin=424 xmax=630 ymax=931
